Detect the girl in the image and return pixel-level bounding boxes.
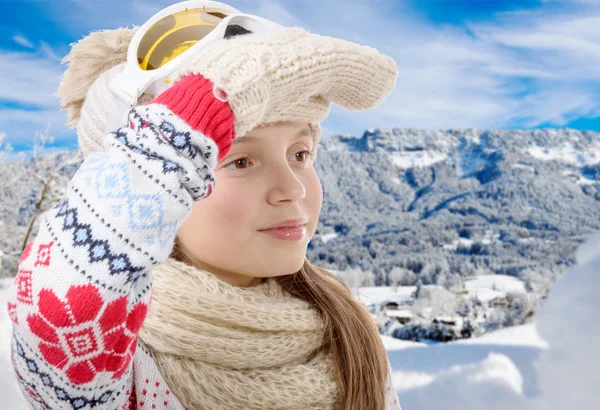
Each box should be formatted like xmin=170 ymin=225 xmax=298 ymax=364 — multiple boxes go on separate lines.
xmin=6 ymin=2 xmax=400 ymax=409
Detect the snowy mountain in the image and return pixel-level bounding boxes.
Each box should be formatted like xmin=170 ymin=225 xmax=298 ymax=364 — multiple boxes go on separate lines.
xmin=1 ymin=128 xmax=599 ymax=408
xmin=309 ymin=127 xmax=600 ymax=297
xmin=1 ymin=128 xmax=599 ymax=302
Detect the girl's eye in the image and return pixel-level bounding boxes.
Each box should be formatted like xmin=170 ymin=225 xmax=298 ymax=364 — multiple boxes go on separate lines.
xmin=223 ymin=149 xmax=314 ymax=170
xmin=224 ymin=157 xmax=250 ymax=170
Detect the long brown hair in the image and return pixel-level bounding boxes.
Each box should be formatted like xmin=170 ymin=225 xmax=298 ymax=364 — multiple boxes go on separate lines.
xmin=169 ymin=238 xmax=390 ymax=410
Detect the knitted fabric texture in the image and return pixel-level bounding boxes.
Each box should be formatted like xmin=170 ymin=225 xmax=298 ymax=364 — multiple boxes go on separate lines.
xmin=168 ymin=26 xmax=399 ymax=140
xmin=139 ymin=257 xmax=339 ymax=410
xmin=148 ymin=74 xmax=235 ymax=162
xmin=76 ymin=63 xmax=125 ymax=156
xmin=53 ymin=27 xmax=136 ymax=128
xmin=55 ymin=26 xmax=398 ymax=162
xmin=73 ymin=62 xmax=323 ymax=162
xmin=6 ymin=103 xmax=218 ymax=408
xmin=6 ymin=101 xmax=402 ymax=410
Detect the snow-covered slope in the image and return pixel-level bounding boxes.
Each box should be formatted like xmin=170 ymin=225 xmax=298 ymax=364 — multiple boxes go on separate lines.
xmin=2 ymin=231 xmax=598 ymax=409
xmin=388 ymin=231 xmax=600 ymax=410
xmin=0 ymin=278 xmax=29 ymax=410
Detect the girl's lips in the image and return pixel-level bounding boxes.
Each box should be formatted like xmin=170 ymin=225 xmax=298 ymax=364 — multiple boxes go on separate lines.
xmin=258 ymin=224 xmax=306 ymax=241
xmin=260 ymin=218 xmax=307 ymax=230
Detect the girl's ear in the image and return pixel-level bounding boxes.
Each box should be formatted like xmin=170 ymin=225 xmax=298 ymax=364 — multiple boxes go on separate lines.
xmin=54 ymin=26 xmax=138 ymax=128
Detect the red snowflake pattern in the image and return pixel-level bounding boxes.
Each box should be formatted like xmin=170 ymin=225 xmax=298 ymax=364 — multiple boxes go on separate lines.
xmin=20 ymin=241 xmax=34 ymax=264
xmin=15 ymin=268 xmax=33 ymax=305
xmin=26 ymin=283 xmax=148 ymax=385
xmin=7 ymin=302 xmax=18 ymax=324
xmin=34 ymin=241 xmax=54 ymax=267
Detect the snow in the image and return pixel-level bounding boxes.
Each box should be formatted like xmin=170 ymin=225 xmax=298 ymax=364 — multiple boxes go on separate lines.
xmin=1 ymin=231 xmax=599 ymax=409
xmin=526 ymin=142 xmax=600 ymax=166
xmin=381 ymin=334 xmax=427 ymax=351
xmin=577 ymin=174 xmax=597 ymax=185
xmin=442 ymin=230 xmax=502 ymax=250
xmin=464 ymin=274 xmax=526 ymax=302
xmin=388 ymin=150 xmax=448 ymax=169
xmin=356 ymin=285 xmax=416 ymax=305
xmin=513 ymin=163 xmax=536 ymax=172
xmin=442 ymin=237 xmax=474 ymax=250
xmin=562 ymin=169 xmax=597 ymax=185
xmin=388 ymin=230 xmax=600 ymax=409
xmin=0 ymin=277 xmax=27 ymax=410
xmin=319 ymin=231 xmax=339 ymax=244
xmin=384 ymin=309 xmax=413 ymax=319
xmin=456 ymin=324 xmax=548 ymax=348
xmin=480 ymin=229 xmax=501 ymax=244
xmin=454 ymin=136 xmax=498 ymax=178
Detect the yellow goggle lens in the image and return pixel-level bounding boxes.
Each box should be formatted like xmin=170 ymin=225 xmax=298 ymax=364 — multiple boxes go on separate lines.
xmin=137 ymin=8 xmax=228 ymax=71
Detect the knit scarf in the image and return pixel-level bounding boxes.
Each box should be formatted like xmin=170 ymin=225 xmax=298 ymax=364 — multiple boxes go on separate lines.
xmin=138 ymin=257 xmax=339 ymax=410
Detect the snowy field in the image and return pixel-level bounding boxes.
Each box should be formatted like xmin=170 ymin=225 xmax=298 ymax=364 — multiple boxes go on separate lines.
xmin=385 ymin=230 xmax=600 ymax=410
xmin=1 ymin=231 xmax=599 ymax=409
xmin=356 ymin=272 xmax=526 ymax=306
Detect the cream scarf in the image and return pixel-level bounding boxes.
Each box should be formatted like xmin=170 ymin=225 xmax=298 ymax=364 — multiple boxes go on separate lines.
xmin=138 ymin=257 xmax=339 ymax=410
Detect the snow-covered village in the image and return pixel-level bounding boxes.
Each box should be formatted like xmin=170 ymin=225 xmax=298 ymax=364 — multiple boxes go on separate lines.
xmin=1 ymin=1 xmax=599 ymax=409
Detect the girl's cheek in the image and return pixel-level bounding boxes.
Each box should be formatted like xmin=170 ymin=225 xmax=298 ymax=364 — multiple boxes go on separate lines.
xmin=306 ymin=171 xmax=323 ymax=201
xmin=211 ymin=183 xmax=255 ymax=224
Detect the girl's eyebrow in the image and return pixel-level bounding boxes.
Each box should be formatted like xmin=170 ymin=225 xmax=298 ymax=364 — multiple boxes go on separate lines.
xmin=231 ymin=128 xmax=311 ymax=146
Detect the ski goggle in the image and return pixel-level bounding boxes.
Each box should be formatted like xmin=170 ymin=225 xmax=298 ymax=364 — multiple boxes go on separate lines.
xmin=108 ymin=0 xmax=283 ymax=107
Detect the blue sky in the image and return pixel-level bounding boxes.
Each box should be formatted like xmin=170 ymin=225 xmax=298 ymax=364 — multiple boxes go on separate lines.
xmin=1 ymin=0 xmax=599 ymax=153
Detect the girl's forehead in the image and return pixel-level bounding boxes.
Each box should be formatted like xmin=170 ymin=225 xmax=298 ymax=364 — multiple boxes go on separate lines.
xmin=245 ymin=121 xmax=311 ymax=137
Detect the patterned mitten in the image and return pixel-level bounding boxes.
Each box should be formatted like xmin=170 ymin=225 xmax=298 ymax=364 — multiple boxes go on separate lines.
xmin=147 ymin=73 xmax=236 ymax=163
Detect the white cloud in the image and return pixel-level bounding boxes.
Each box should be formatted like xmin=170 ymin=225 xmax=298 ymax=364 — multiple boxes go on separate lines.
xmin=471 ymin=15 xmax=600 ymax=80
xmin=2 ymin=0 xmax=599 ymax=150
xmin=39 ymin=41 xmax=61 ymax=62
xmin=305 ymin=0 xmax=600 ymax=133
xmin=0 ymin=50 xmax=63 ymax=107
xmin=507 ymin=87 xmax=598 ymax=128
xmin=12 ymin=35 xmax=34 ymax=49
xmin=0 ymin=106 xmax=72 ymax=151
xmin=150 ymin=0 xmax=593 ymax=135
xmin=0 ymin=46 xmax=71 ymax=147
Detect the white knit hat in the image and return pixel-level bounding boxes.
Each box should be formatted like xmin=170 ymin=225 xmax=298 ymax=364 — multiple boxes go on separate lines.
xmin=56 ymin=26 xmax=398 ymax=160
xmin=75 ymin=63 xmax=126 ymax=156
xmin=54 ymin=27 xmax=136 ymax=158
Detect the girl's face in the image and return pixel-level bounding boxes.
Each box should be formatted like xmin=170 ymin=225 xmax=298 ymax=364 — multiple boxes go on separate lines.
xmin=176 ymin=120 xmax=323 ymax=287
